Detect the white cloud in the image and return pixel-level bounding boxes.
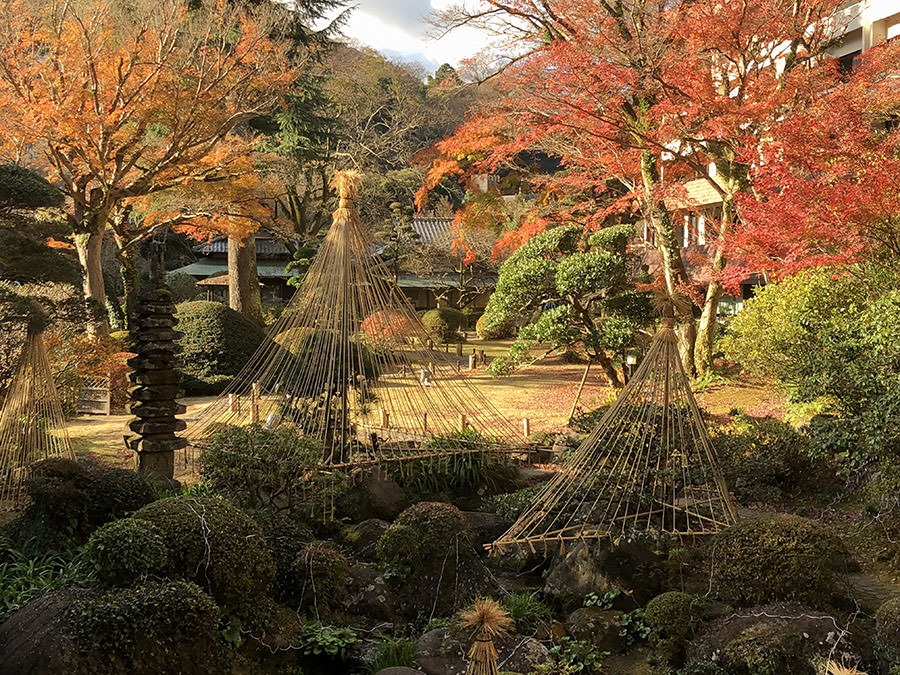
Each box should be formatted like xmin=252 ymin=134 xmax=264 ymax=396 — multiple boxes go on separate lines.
xmin=322 ymin=0 xmax=496 ymax=70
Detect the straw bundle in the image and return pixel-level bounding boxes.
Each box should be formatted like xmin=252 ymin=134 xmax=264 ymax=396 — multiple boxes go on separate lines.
xmin=460 ymin=597 xmax=513 ymax=675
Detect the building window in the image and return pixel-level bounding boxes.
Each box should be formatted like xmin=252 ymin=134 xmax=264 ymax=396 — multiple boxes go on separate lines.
xmin=838 ymin=49 xmax=861 ymax=76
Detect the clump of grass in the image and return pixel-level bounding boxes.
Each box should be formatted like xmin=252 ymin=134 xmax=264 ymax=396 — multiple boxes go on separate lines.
xmin=0 ymin=545 xmax=94 ymax=620
xmin=366 ymin=635 xmax=416 ymax=673
xmin=501 ymin=592 xmax=551 ymax=633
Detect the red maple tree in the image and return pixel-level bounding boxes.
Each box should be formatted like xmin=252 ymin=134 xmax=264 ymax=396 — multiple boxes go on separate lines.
xmin=422 ymin=0 xmax=844 ymax=373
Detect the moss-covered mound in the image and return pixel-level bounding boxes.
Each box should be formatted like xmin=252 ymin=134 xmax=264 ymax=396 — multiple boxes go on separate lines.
xmin=377 ymin=501 xmax=483 ymax=617
xmin=66 ymin=580 xmax=222 ymax=674
xmin=175 ymin=300 xmax=264 ymax=380
xmin=251 ymin=510 xmax=314 ymax=604
xmin=133 ymin=497 xmax=274 ymax=621
xmin=645 ymin=591 xmax=700 ymax=668
xmin=291 ymin=542 xmax=350 ymax=612
xmin=4 ymin=458 xmax=155 ymax=553
xmin=377 ymin=501 xmax=468 ymax=567
xmin=710 ymin=515 xmax=852 ymax=608
xmin=876 ymin=596 xmax=900 ymax=663
xmin=83 ymin=518 xmax=167 ymax=587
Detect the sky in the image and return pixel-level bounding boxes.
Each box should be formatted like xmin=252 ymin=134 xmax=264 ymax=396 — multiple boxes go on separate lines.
xmin=323 ymin=0 xmax=495 ymax=73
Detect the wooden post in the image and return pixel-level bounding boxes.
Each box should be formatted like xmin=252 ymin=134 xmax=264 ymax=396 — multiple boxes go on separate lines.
xmin=380 ymin=409 xmax=389 ymax=429
xmin=427 ymin=339 xmax=434 ymax=351
xmin=456 ymin=342 xmax=463 ymax=357
xmin=478 ymin=349 xmax=485 ymax=365
xmin=228 ymin=393 xmax=238 ymax=414
xmin=568 ymin=361 xmax=592 ymax=423
xmin=468 ymin=354 xmax=477 ymax=370
xmin=522 ymin=417 xmax=530 ymax=439
xmin=458 ymin=413 xmax=467 ymax=433
xmin=250 ymin=382 xmax=260 ymax=422
xmin=423 ymin=411 xmax=428 ymax=432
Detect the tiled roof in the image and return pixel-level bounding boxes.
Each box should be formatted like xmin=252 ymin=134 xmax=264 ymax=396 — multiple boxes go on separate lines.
xmin=170 ymin=259 xmax=297 ymax=280
xmin=406 ymin=217 xmax=453 ymax=246
xmin=193 ymin=232 xmax=291 ymax=258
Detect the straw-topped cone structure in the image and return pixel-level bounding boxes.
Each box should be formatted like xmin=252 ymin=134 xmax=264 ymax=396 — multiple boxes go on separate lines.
xmin=460 ymin=598 xmax=513 ymax=675
xmin=489 ymin=316 xmax=739 ymax=555
xmin=0 ymin=330 xmax=75 ymax=508
xmin=183 ymin=170 xmax=526 ymax=469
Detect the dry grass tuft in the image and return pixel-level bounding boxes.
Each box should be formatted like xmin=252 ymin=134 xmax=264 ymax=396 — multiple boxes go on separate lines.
xmin=826 ymin=662 xmax=866 ymax=675
xmin=460 ymin=597 xmax=513 ymax=638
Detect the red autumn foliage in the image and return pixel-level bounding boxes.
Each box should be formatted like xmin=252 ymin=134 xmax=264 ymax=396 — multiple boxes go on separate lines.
xmin=728 ymin=39 xmax=900 ymax=285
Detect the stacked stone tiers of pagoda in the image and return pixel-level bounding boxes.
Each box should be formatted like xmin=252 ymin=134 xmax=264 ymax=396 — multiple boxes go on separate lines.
xmin=125 ymin=286 xmax=186 ymax=480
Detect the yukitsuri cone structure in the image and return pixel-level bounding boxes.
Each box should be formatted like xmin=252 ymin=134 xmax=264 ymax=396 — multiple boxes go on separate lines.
xmin=183 ymin=170 xmax=526 ymax=471
xmin=489 ymin=313 xmax=739 ymax=555
xmin=460 ymin=598 xmax=513 ymax=675
xmin=0 ymin=330 xmax=75 ymax=508
xmin=125 ymin=284 xmax=186 ymax=480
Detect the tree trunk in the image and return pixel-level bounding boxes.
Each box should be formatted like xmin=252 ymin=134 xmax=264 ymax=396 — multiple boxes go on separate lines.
xmin=640 ymin=151 xmax=697 ymax=375
xmin=74 ymin=228 xmax=110 ymax=336
xmin=694 ymin=193 xmax=732 ymax=375
xmin=594 ymin=351 xmax=622 ymax=388
xmin=116 ymin=242 xmax=139 ymax=333
xmin=228 ymin=234 xmax=263 ymax=324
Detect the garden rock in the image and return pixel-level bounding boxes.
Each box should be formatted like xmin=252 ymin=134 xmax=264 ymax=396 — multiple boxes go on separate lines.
xmin=566 ymin=606 xmax=625 ymax=653
xmin=462 ymin=511 xmax=512 ymax=548
xmin=543 ymin=542 xmax=617 ymax=610
xmin=0 ymin=591 xmax=74 ymax=674
xmin=543 ymin=541 xmax=663 ymax=610
xmin=342 ymin=518 xmax=391 ymax=560
xmin=414 ymin=627 xmax=548 ymax=675
xmin=687 ymin=601 xmax=870 ymax=672
xmin=343 ymin=565 xmax=397 ymax=620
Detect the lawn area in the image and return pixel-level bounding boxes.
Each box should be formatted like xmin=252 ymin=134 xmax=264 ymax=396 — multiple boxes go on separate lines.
xmin=68 ymin=341 xmax=787 ymax=470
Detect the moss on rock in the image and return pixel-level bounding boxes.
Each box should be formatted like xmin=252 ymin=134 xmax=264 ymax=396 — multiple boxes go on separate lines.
xmin=710 ymin=515 xmax=852 ymax=608
xmin=876 ymin=597 xmax=900 ymax=663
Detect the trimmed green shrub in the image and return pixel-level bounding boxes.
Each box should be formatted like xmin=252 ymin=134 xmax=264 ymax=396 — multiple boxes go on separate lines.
xmin=644 ymin=592 xmax=700 ymax=667
xmin=421 ymin=307 xmax=465 ymax=341
xmin=165 ymin=272 xmax=199 ymax=304
xmin=132 ymin=497 xmax=275 ymax=621
xmin=251 ymin=510 xmax=313 ymax=604
xmin=476 ymin=312 xmax=516 ymax=339
xmin=0 ymin=164 xmax=63 ymax=208
xmin=175 ymin=300 xmax=265 ymax=379
xmin=876 ymin=597 xmax=900 ymax=663
xmin=483 ymin=485 xmax=543 ymax=520
xmin=5 ymin=458 xmax=155 ymax=553
xmin=199 ymin=424 xmax=330 ymax=512
xmin=291 ymin=542 xmax=350 ymax=612
xmin=66 ymin=580 xmax=223 ymax=674
xmin=712 ymin=416 xmax=814 ymax=502
xmin=710 ymin=515 xmax=852 ymax=607
xmin=83 ymin=518 xmax=167 ymax=586
xmin=377 ymin=501 xmax=468 ymax=566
